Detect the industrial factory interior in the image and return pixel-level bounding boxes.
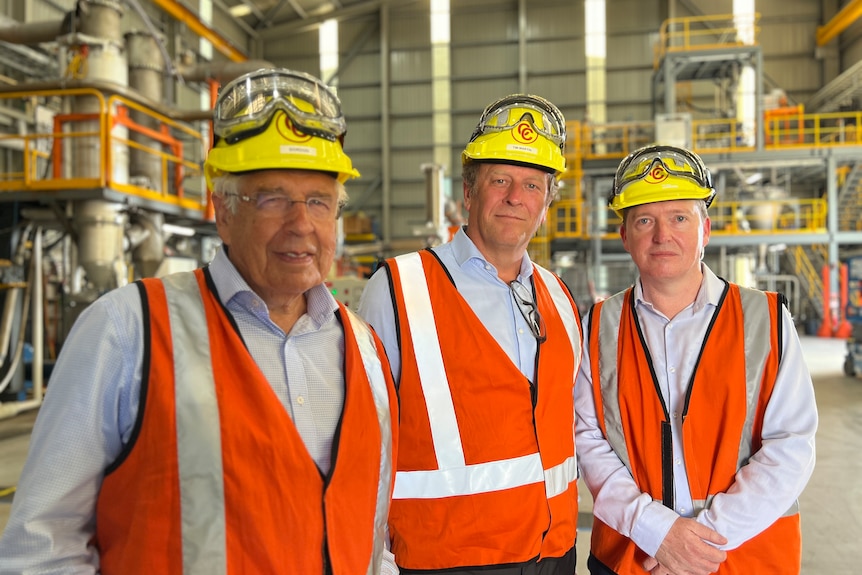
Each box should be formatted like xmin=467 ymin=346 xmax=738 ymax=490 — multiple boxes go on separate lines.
xmin=0 ymin=0 xmax=861 ymax=573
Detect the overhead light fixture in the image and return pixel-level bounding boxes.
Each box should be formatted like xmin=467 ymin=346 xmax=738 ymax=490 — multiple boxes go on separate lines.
xmin=228 ymin=3 xmax=253 ymax=17
xmin=745 ymin=172 xmax=763 ymax=184
xmin=163 ymin=223 xmax=196 ymax=237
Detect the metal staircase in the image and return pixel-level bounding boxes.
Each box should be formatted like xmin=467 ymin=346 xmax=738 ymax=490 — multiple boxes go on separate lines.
xmin=838 ymin=162 xmax=862 ymax=232
xmin=786 ymin=244 xmax=827 ymax=327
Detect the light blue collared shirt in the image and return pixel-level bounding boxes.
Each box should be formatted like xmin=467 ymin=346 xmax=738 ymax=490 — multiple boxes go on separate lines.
xmin=358 ymin=226 xmax=540 ymax=383
xmin=0 ymin=247 xmax=351 ymax=573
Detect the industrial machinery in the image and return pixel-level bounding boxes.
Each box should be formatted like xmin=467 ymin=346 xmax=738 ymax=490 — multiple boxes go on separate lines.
xmin=0 ymin=0 xmax=267 ymax=418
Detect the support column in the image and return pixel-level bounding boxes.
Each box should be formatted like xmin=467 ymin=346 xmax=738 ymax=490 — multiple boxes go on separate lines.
xmin=380 ymin=4 xmax=391 ymax=245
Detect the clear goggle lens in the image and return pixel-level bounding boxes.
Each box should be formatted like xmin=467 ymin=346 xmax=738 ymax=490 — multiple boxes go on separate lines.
xmin=214 ymin=69 xmax=347 ymax=144
xmin=468 ymin=94 xmax=566 ymax=150
xmin=613 ymin=145 xmax=713 ymax=194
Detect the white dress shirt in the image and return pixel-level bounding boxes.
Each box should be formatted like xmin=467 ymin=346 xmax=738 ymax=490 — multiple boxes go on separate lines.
xmin=574 ymin=265 xmax=817 ymax=557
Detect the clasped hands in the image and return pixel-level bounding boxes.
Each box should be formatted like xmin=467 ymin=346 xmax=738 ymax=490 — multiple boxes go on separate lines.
xmin=641 ymin=517 xmax=728 ymax=575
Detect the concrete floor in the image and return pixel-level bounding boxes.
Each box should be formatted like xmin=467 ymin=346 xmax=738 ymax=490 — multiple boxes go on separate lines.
xmin=0 ymin=335 xmax=860 ymax=573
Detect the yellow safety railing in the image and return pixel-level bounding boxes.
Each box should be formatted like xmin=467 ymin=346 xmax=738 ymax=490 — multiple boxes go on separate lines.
xmin=0 ymin=87 xmax=210 ymax=219
xmin=764 ymin=110 xmax=862 ymax=148
xmin=571 ymin=121 xmax=655 ymax=161
xmin=709 ymin=198 xmax=827 ymax=235
xmin=654 ymin=13 xmax=760 ymax=68
xmin=568 ymin=110 xmax=862 ymax=162
xmin=106 ymin=94 xmax=207 ymax=214
xmin=0 ymin=88 xmax=108 ymax=191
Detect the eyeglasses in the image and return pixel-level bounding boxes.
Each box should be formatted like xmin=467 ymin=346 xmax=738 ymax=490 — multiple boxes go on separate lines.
xmin=468 ymin=94 xmax=566 ymax=151
xmin=228 ymin=191 xmax=344 ymax=220
xmin=509 ymin=280 xmax=547 ymax=343
xmin=611 ymin=145 xmax=715 ymax=206
xmin=214 ymin=68 xmax=347 ymax=145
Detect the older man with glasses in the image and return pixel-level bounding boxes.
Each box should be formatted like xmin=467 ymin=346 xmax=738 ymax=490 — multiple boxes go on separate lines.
xmin=359 ymin=94 xmax=583 ymax=575
xmin=0 ymin=68 xmax=399 ymax=575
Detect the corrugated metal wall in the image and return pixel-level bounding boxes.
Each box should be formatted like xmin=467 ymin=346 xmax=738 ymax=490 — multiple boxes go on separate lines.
xmin=3 ymin=0 xmax=860 ymax=242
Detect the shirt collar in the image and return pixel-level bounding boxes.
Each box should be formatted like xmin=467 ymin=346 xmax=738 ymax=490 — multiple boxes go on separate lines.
xmin=633 ymin=263 xmax=724 ymax=315
xmin=450 ymin=225 xmax=534 ymax=281
xmin=207 ymin=246 xmax=339 ymax=326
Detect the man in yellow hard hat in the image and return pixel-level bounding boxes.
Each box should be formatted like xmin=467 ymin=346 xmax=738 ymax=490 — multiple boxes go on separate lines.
xmin=575 ymin=144 xmax=817 ymax=575
xmin=0 ymin=68 xmax=399 ymax=575
xmin=359 ymin=94 xmax=582 ymax=574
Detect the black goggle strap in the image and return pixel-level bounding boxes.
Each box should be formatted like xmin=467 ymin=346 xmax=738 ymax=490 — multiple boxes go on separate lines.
xmin=615 ymin=148 xmax=712 ymax=190
xmin=470 ymin=96 xmax=566 ymax=146
xmin=216 ymin=105 xmax=346 ymax=147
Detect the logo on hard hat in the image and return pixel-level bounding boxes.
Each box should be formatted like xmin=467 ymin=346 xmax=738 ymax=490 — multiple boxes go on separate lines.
xmin=512 ymin=120 xmax=538 ymax=144
xmin=276 ymin=113 xmax=312 ymax=143
xmin=645 ymin=164 xmax=669 ymax=184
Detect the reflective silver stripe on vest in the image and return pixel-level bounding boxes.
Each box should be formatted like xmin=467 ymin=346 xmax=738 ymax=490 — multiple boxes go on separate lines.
xmin=738 ymin=287 xmax=770 ymax=468
xmin=162 ymin=272 xmax=227 ymax=575
xmin=391 ymin=253 xmax=577 ymax=500
xmin=394 ymin=452 xmax=544 ymax=498
xmin=532 ymin=266 xmax=581 ymax=499
xmin=594 ymin=287 xmax=780 ymax=506
xmin=394 ymin=252 xmax=465 ymax=469
xmin=595 ymin=294 xmax=632 ymax=473
xmin=343 ymin=307 xmax=395 ymax=575
xmin=545 ymin=455 xmax=578 ymax=499
xmin=534 ymin=266 xmax=581 ymax=363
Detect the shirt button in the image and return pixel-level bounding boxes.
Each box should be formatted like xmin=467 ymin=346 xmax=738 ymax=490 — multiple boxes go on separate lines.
xmin=675 ymin=458 xmax=681 ymax=465
xmin=297 ymin=396 xmax=305 ymax=405
xmin=672 ymin=412 xmax=678 ymax=419
xmin=669 ymin=366 xmax=676 ymax=373
xmin=679 ymin=507 xmax=687 ymax=514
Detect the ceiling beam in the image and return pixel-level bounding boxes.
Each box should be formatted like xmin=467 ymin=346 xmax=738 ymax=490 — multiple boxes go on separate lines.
xmin=817 ymin=0 xmax=862 ymax=46
xmin=258 ymin=0 xmax=411 ymax=37
xmin=150 ymin=0 xmax=248 ymax=62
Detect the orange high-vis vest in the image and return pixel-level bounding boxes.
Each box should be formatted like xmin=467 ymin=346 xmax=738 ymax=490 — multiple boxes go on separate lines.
xmin=94 ymin=269 xmax=398 ymax=575
xmin=588 ymin=282 xmax=801 ymax=574
xmin=386 ymin=250 xmax=582 ymax=571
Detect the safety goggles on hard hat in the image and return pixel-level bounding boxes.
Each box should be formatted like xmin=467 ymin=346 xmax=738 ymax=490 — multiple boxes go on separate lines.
xmin=609 ymin=145 xmax=715 ymax=211
xmin=468 ymin=94 xmax=566 ymax=152
xmin=214 ymin=68 xmax=347 ymax=145
xmin=613 ymin=145 xmax=713 ymax=199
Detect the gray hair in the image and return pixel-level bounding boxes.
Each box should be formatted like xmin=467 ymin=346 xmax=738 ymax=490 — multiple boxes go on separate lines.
xmin=210 ymin=171 xmax=349 ymax=216
xmin=462 ymin=161 xmax=559 ymax=206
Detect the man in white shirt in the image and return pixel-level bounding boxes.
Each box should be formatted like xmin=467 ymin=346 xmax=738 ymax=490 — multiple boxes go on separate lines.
xmin=575 ymin=144 xmax=817 ymax=575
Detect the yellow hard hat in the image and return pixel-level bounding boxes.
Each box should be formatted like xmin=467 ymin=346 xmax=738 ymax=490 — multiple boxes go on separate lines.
xmin=608 ymin=145 xmax=715 ymax=216
xmin=205 ymin=68 xmax=360 ymax=187
xmin=461 ymin=94 xmax=566 ymax=176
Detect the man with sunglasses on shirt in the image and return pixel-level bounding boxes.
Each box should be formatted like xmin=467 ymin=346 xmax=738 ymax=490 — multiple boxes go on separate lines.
xmin=358 ymin=95 xmax=582 ymax=575
xmin=575 ymin=144 xmax=817 ymax=575
xmin=0 ymin=68 xmax=399 ymax=575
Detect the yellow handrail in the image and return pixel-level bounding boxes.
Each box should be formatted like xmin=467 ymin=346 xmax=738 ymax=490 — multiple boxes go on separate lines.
xmin=654 ymin=13 xmax=760 ymax=68
xmin=568 ymin=110 xmax=862 ymax=161
xmin=791 ymin=245 xmax=824 ymax=304
xmin=0 ymin=87 xmax=210 ymax=219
